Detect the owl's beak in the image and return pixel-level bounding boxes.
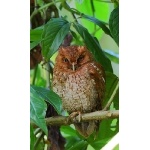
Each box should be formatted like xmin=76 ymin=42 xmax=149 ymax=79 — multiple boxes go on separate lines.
xmin=72 ymin=62 xmax=75 ymax=71
xmin=72 ymin=62 xmax=77 ymax=71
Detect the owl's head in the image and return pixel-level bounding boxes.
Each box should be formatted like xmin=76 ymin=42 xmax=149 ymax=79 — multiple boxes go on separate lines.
xmin=55 ymin=46 xmax=93 ymax=71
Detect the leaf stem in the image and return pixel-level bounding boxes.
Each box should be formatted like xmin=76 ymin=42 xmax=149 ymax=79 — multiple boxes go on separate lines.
xmin=103 ymin=81 xmax=119 ymax=111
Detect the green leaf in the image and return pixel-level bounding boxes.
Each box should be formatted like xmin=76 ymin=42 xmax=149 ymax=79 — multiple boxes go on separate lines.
xmin=90 ymin=137 xmax=111 ymax=150
xmin=87 ymin=144 xmax=95 ymax=150
xmin=30 ymin=29 xmax=43 ymax=42
xmin=30 ymin=86 xmax=48 ymax=135
xmin=30 ymin=65 xmax=46 ymax=87
xmin=103 ymin=49 xmax=119 ymax=64
xmin=31 ymin=85 xmax=62 ymax=114
xmin=65 ymin=136 xmax=81 ymax=150
xmin=75 ymin=0 xmax=84 ymax=4
xmin=113 ymin=144 xmax=119 ymax=150
xmin=61 ymin=125 xmax=78 ymax=137
xmin=73 ymin=22 xmax=113 ymax=72
xmin=68 ymin=140 xmax=88 ymax=150
xmin=30 ymin=41 xmax=40 ymax=50
xmin=82 ymin=14 xmax=112 ymax=37
xmin=30 ymin=126 xmax=36 ymax=150
xmin=109 ymin=7 xmax=119 ymax=46
xmin=75 ymin=0 xmax=109 ymax=38
xmin=41 ymin=18 xmax=70 ymax=60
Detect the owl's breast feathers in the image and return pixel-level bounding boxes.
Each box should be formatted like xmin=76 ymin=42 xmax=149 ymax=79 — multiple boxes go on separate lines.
xmin=52 ymin=61 xmax=105 ymax=113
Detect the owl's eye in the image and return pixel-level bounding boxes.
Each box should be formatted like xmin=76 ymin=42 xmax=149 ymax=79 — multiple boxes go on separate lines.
xmin=78 ymin=55 xmax=84 ymax=62
xmin=63 ymin=58 xmax=69 ymax=63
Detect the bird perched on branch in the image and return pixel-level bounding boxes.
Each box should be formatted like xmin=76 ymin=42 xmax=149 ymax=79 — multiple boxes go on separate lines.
xmin=52 ymin=46 xmax=105 ymax=138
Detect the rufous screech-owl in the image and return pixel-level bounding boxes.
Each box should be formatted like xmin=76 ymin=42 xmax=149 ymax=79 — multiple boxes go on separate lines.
xmin=52 ymin=46 xmax=105 ymax=138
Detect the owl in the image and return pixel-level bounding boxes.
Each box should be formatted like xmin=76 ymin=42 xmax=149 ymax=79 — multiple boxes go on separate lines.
xmin=52 ymin=46 xmax=105 ymax=138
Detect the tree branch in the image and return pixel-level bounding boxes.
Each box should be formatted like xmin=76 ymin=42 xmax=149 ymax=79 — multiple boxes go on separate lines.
xmin=44 ymin=110 xmax=119 ymax=126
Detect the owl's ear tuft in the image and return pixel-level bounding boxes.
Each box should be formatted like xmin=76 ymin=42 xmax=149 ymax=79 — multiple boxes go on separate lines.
xmin=78 ymin=46 xmax=85 ymax=50
xmin=59 ymin=46 xmax=64 ymax=50
xmin=58 ymin=46 xmax=66 ymax=53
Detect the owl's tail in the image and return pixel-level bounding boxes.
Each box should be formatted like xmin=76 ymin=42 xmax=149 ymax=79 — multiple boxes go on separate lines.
xmin=74 ymin=121 xmax=99 ymax=138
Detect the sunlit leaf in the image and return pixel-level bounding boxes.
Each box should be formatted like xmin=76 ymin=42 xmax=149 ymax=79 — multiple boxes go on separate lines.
xmin=75 ymin=0 xmax=109 ymax=38
xmin=73 ymin=23 xmax=113 ymax=72
xmin=87 ymin=144 xmax=95 ymax=150
xmin=113 ymin=144 xmax=119 ymax=150
xmin=31 ymin=85 xmax=62 ymax=114
xmin=41 ymin=18 xmax=70 ymax=60
xmin=30 ymin=86 xmax=48 ymax=135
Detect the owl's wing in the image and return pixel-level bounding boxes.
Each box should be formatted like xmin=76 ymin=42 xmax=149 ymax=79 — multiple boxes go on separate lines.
xmin=88 ymin=62 xmax=105 ymax=110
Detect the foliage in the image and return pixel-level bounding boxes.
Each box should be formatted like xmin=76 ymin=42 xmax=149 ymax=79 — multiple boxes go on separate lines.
xmin=30 ymin=0 xmax=119 ymax=149
xmin=109 ymin=6 xmax=119 ymax=46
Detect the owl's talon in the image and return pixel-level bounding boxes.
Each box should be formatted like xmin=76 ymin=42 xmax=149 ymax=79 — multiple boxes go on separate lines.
xmin=68 ymin=111 xmax=81 ymax=122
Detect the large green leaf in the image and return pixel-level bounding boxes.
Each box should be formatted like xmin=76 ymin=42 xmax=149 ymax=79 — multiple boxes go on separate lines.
xmin=31 ymin=85 xmax=62 ymax=114
xmin=73 ymin=22 xmax=113 ymax=72
xmin=109 ymin=7 xmax=119 ymax=46
xmin=41 ymin=18 xmax=70 ymax=60
xmin=30 ymin=86 xmax=48 ymax=135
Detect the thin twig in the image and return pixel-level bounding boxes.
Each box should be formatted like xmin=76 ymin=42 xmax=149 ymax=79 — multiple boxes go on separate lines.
xmin=103 ymin=82 xmax=119 ymax=111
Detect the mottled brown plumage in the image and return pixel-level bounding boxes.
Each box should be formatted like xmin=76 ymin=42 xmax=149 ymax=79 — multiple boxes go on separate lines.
xmin=52 ymin=46 xmax=105 ymax=138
